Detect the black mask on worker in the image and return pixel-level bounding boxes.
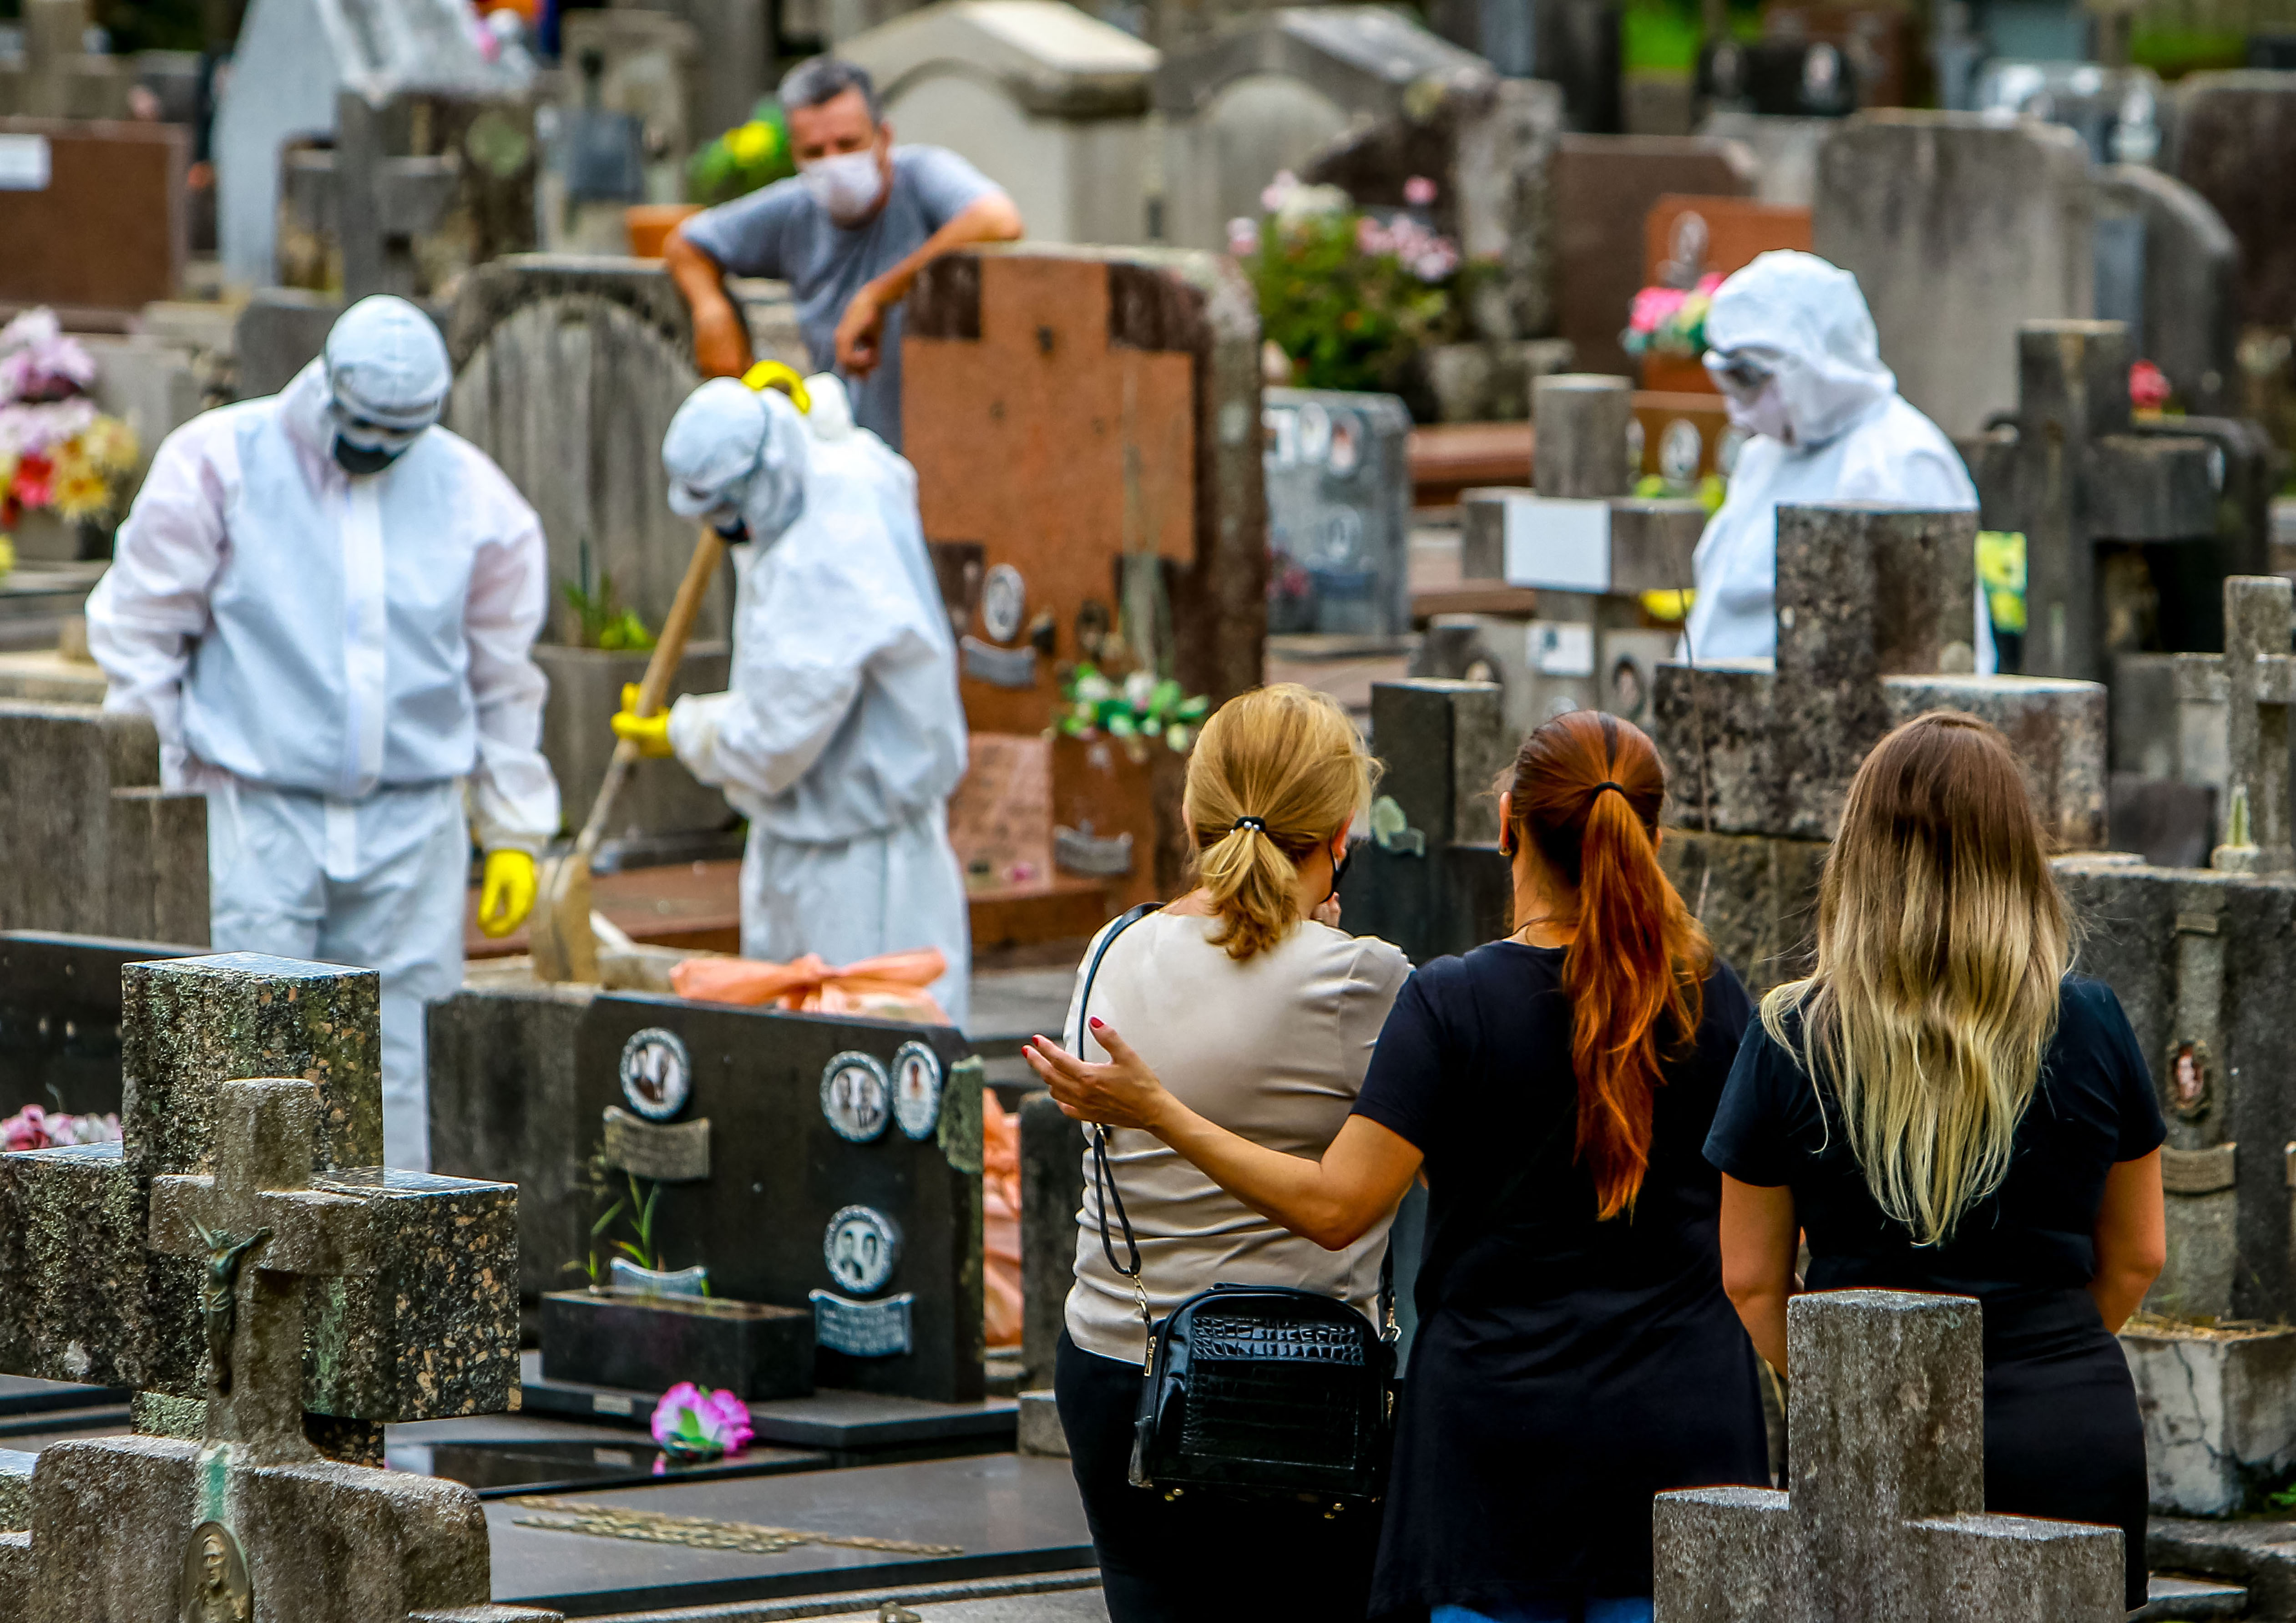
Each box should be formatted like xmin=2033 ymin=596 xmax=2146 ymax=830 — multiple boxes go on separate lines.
xmin=333 ymin=436 xmax=403 ymax=477
xmin=712 ymin=513 xmax=751 ymax=542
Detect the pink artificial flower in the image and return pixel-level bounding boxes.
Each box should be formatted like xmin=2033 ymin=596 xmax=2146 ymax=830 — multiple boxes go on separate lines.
xmin=1260 ymin=171 xmax=1298 ymax=213
xmin=1403 ymin=175 xmax=1437 ymax=207
xmin=2 ymin=1105 xmax=51 ymax=1151
xmin=1694 ymin=272 xmax=1724 ymax=295
xmin=650 ymin=1381 xmax=754 ymax=1457
xmin=2130 ymin=360 xmax=2171 ymax=412
xmin=1225 ymin=217 xmax=1260 ymax=258
xmin=1355 ymin=215 xmax=1391 ymax=256
xmin=1628 ymin=286 xmax=1688 ymax=335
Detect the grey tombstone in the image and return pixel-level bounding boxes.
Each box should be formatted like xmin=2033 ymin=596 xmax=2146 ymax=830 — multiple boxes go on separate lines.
xmin=1814 ymin=111 xmax=2094 ymax=439
xmin=0 ymin=1075 xmax=558 ymax=1623
xmin=0 ymin=0 xmax=133 ymax=119
xmin=1696 ymin=109 xmax=1834 ymax=205
xmin=1649 ymin=502 xmax=2108 ymax=992
xmin=428 ymin=982 xmax=986 ymax=1404
xmin=1263 ymin=386 xmax=1412 ymax=636
xmin=0 ymin=703 xmax=207 ymax=945
xmin=609 ymin=0 xmax=768 ymax=145
xmin=2171 ymin=71 xmax=2296 ymax=331
xmin=233 ymin=285 xmax=349 ymax=399
xmin=1653 ymin=1290 xmax=2125 ymax=1622
xmin=1154 ymin=6 xmax=1491 ymax=256
xmin=322 ymin=89 xmax=542 ymax=301
xmin=2095 ymin=162 xmax=2240 ymax=419
xmin=841 ymin=0 xmax=1160 ymax=249
xmin=1420 ymin=375 xmax=1704 ymax=736
xmin=445 ymin=256 xmax=732 ymax=646
xmin=213 ymin=0 xmax=533 ymax=289
xmin=0 ymin=954 xmax=520 ymax=1438
xmin=1964 ymin=319 xmax=2237 ymax=684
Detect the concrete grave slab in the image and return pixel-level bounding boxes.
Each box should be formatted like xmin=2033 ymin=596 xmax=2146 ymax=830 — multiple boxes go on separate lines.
xmin=485 ymin=1453 xmax=1092 ymax=1616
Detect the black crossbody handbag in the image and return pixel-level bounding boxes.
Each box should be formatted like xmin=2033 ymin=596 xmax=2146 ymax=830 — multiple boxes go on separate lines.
xmin=1072 ymin=903 xmax=1398 ymax=1514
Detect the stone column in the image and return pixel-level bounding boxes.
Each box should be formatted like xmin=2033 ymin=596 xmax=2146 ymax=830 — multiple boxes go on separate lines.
xmin=1532 ymin=373 xmax=1635 ymax=499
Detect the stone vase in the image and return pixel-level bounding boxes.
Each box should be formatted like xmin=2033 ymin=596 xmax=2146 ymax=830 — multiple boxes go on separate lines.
xmin=2122 ymin=1321 xmax=2296 ymax=1515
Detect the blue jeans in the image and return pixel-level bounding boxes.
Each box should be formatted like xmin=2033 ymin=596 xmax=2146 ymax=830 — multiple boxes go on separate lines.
xmin=1434 ymin=1603 xmax=1654 ymax=1623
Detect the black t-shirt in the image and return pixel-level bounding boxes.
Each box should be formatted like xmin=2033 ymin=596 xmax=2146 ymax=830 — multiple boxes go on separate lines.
xmin=1704 ymin=975 xmax=2169 ymax=1300
xmin=1351 ymin=940 xmax=1770 ymax=1613
xmin=1355 ymin=940 xmax=1755 ymax=1312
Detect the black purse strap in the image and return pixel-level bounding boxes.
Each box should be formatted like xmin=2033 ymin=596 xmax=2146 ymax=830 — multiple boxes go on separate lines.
xmin=1080 ymin=903 xmax=1398 ymax=1364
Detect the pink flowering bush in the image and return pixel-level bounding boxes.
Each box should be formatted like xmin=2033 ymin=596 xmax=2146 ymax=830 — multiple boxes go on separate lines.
xmin=1621 ymin=273 xmax=1723 ymax=360
xmin=1 ymin=1104 xmax=122 ymax=1151
xmin=1233 ymin=172 xmax=1487 ymax=396
xmin=651 ymin=1381 xmax=754 ymax=1463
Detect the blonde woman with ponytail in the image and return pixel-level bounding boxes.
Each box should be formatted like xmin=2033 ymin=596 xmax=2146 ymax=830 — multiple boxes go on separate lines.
xmin=1032 ymin=708 xmax=1770 ymax=1623
xmin=1706 ymin=712 xmax=2165 ymax=1615
xmin=1022 ymin=684 xmax=1410 ymax=1623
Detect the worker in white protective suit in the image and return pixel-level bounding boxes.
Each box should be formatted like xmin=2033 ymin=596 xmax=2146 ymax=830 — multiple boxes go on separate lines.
xmin=610 ymin=374 xmax=971 ymax=1025
xmin=1682 ymin=250 xmax=1993 ymax=672
xmin=86 ymin=296 xmax=560 ymax=1170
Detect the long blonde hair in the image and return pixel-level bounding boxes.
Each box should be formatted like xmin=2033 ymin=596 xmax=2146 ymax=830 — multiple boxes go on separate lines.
xmin=1186 ymin=685 xmax=1377 ymax=961
xmin=1759 ymin=712 xmax=2074 ymax=1246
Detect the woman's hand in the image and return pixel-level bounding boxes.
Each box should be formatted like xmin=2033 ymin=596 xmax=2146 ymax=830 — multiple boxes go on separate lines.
xmin=1023 ymin=1019 xmax=1173 ymax=1132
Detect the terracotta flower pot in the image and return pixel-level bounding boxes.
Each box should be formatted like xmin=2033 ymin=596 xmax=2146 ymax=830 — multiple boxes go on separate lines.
xmin=627 ymin=204 xmax=705 ymax=260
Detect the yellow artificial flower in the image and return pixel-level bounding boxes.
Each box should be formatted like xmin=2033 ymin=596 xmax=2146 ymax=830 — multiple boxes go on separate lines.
xmin=726 ymin=122 xmax=774 ymax=166
xmin=48 ymin=439 xmax=91 ymax=484
xmin=0 ymin=534 xmax=16 ymax=577
xmin=51 ymin=465 xmax=112 ymax=522
xmin=79 ymin=415 xmax=138 ymax=474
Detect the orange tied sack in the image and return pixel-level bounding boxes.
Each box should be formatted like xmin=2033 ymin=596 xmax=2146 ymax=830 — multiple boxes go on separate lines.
xmin=670 ymin=948 xmax=951 ymax=1025
xmin=983 ymin=1092 xmax=1023 ymax=1349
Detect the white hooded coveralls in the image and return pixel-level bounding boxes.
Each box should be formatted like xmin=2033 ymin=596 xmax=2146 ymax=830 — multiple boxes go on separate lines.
xmin=663 ymin=379 xmax=972 ymax=1025
xmin=1683 ymin=251 xmax=1992 ymax=672
xmin=85 ymin=358 xmax=560 ymax=1170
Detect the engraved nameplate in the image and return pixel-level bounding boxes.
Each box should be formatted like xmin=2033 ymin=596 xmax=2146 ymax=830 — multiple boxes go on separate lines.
xmin=602 ymin=1106 xmax=711 ymax=1182
xmin=961 ymin=635 xmax=1037 ymax=689
xmin=810 ymin=1289 xmax=915 ymax=1358
xmin=2162 ymin=1141 xmax=2238 ymax=1196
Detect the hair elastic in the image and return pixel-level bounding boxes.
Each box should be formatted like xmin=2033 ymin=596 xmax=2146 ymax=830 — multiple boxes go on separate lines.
xmin=1591 ymin=781 xmax=1627 ymax=799
xmin=1231 ymin=816 xmax=1267 ymax=834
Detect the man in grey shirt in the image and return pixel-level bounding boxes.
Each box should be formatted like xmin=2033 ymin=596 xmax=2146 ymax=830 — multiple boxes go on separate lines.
xmin=666 ymin=57 xmax=1023 ymax=449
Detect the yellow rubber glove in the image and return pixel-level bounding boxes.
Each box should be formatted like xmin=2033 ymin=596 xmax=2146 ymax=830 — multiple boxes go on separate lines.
xmin=477 ymin=849 xmax=536 ymax=938
xmin=611 ymin=682 xmax=676 ymax=758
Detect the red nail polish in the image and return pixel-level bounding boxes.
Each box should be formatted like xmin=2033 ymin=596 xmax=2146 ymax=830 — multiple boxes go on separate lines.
xmin=1089 ymin=1017 xmax=1104 ymax=1029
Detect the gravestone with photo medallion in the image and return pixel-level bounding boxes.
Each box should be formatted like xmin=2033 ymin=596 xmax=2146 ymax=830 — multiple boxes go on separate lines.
xmin=433 ymin=983 xmax=988 ymax=1407
xmin=1263 ymin=386 xmax=1413 ymax=636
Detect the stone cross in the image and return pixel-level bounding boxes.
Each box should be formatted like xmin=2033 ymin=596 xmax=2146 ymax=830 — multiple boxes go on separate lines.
xmin=1971 ymin=320 xmax=2233 ymax=684
xmin=0 ymin=951 xmax=557 ymax=1623
xmin=148 ymin=1080 xmax=369 ymax=1461
xmin=0 ymin=953 xmax=517 ymax=1449
xmin=1654 ymin=1290 xmax=2125 ymax=1622
xmin=2206 ymin=574 xmax=2294 ymax=875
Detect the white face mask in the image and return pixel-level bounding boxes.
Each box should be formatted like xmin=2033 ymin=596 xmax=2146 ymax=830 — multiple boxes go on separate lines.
xmin=1725 ymin=378 xmax=1796 ymax=446
xmin=800 ymin=149 xmax=886 ymax=224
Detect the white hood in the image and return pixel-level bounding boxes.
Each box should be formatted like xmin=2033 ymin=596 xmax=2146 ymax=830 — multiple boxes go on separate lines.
xmin=1704 ymin=251 xmax=1896 ymax=450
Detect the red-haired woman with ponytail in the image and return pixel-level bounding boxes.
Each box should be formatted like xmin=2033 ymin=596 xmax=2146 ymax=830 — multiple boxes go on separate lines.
xmin=1031 ymin=709 xmax=1770 ymax=1623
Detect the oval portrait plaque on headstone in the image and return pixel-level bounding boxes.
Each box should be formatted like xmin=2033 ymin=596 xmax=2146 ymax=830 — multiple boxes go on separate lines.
xmin=823 ymin=1203 xmax=900 ymax=1295
xmin=180 ymin=1519 xmax=252 ymax=1623
xmin=892 ymin=1041 xmax=943 ymax=1140
xmin=619 ymin=1028 xmax=692 ymax=1122
xmin=820 ymin=1051 xmax=891 ymax=1142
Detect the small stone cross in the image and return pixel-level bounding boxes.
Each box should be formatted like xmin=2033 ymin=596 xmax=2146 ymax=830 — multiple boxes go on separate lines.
xmin=148 ymin=1079 xmax=373 ymax=1463
xmin=1653 ymin=1290 xmax=2124 ymax=1623
xmin=2210 ymin=575 xmax=2294 ymax=874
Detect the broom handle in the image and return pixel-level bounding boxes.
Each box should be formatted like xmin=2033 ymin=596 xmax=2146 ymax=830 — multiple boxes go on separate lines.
xmin=569 ymin=527 xmax=728 ymax=865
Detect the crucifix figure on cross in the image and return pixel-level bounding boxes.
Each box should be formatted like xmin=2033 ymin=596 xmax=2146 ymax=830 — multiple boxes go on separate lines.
xmin=191 ymin=1222 xmax=272 ymax=1398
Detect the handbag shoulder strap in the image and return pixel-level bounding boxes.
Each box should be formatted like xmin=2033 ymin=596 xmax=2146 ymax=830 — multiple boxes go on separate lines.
xmin=1076 ymin=904 xmax=1159 ymax=1332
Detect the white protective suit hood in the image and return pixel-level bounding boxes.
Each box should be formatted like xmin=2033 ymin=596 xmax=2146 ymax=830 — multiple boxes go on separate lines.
xmin=1683 ymin=250 xmax=1989 ymax=671
xmin=662 ymin=378 xmax=809 ymax=544
xmin=1703 ymin=251 xmax=1896 ymax=450
xmin=323 ymin=295 xmax=452 ymax=450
